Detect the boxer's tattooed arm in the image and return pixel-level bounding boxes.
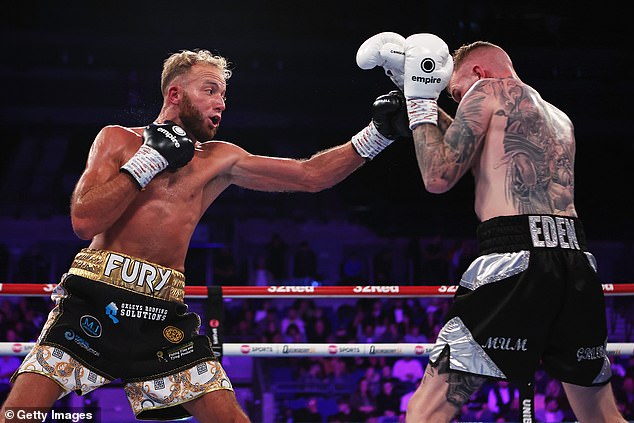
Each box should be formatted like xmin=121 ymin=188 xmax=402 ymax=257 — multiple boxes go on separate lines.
xmin=413 ymin=86 xmax=487 ymax=191
xmin=430 ymin=347 xmax=487 ymax=408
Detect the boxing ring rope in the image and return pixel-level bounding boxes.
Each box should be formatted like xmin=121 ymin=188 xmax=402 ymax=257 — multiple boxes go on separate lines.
xmin=2 ymin=342 xmax=634 ymax=357
xmin=2 ymin=283 xmax=634 ymax=357
xmin=2 ymin=282 xmax=634 ymax=298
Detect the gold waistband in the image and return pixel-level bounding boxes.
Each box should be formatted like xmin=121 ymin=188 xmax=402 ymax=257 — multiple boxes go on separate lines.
xmin=68 ymin=248 xmax=185 ymax=303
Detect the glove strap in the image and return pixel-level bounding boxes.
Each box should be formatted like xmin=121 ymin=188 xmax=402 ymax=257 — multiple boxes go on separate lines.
xmin=120 ymin=144 xmax=169 ymax=189
xmin=407 ymin=99 xmax=438 ymax=128
xmin=351 ymin=121 xmax=394 ymax=160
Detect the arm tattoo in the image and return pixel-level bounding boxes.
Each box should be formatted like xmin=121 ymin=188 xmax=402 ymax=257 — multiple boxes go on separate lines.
xmin=414 ymin=87 xmax=487 ymax=189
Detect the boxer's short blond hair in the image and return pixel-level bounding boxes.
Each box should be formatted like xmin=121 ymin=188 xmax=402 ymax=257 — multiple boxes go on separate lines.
xmin=161 ymin=49 xmax=231 ymax=97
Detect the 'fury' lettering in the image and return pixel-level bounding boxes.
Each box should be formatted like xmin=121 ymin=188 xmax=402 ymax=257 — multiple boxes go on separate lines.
xmin=104 ymin=253 xmax=171 ymax=292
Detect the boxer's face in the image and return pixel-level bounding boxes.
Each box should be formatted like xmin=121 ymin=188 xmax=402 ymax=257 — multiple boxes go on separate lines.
xmin=448 ymin=62 xmax=479 ymax=104
xmin=178 ymin=64 xmax=226 ymax=141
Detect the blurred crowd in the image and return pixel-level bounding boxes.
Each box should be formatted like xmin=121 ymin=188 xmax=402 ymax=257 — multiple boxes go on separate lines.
xmin=223 ymin=296 xmax=634 ymax=422
xmin=1 ymin=293 xmax=633 ymax=422
xmin=1 ymin=235 xmax=633 ymax=421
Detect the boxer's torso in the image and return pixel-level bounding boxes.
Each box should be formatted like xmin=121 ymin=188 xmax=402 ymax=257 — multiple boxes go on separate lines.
xmin=470 ymin=78 xmax=577 ymax=222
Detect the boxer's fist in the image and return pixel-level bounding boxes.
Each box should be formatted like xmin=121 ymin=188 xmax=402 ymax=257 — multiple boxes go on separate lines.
xmin=121 ymin=121 xmax=194 ymax=189
xmin=404 ymin=34 xmax=453 ymax=100
xmin=143 ymin=121 xmax=194 ymax=169
xmin=356 ymin=32 xmax=406 ymax=90
xmin=403 ymin=34 xmax=453 ymax=127
xmin=351 ymin=90 xmax=412 ymax=160
xmin=372 ymin=90 xmax=411 ymax=140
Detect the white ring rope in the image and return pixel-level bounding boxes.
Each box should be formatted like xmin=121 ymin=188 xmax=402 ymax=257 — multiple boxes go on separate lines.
xmin=2 ymin=342 xmax=633 ymax=357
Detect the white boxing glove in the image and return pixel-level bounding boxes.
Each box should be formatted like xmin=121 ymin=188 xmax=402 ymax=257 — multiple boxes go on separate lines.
xmin=403 ymin=33 xmax=453 ymax=128
xmin=356 ymin=32 xmax=406 ymax=90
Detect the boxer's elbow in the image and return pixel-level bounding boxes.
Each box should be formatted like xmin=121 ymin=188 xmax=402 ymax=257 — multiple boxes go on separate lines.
xmin=71 ymin=215 xmax=99 ymax=240
xmin=422 ymin=176 xmax=453 ymax=194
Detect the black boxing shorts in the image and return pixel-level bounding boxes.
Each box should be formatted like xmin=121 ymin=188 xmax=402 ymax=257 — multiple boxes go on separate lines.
xmin=12 ymin=248 xmax=233 ymax=420
xmin=427 ymin=215 xmax=612 ymax=386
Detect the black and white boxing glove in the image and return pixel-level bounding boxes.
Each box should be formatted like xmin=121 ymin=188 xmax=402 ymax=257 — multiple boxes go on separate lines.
xmin=372 ymin=90 xmax=411 ymax=140
xmin=121 ymin=121 xmax=195 ymax=189
xmin=352 ymin=91 xmax=411 ymax=160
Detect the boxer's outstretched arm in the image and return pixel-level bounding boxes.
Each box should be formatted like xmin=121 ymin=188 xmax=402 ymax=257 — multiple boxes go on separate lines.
xmin=228 ymin=141 xmax=365 ymax=193
xmin=229 ymin=89 xmax=410 ymax=192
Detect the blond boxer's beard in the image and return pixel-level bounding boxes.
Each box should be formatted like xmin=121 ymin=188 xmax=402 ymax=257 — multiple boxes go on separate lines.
xmin=180 ymin=92 xmax=217 ymax=141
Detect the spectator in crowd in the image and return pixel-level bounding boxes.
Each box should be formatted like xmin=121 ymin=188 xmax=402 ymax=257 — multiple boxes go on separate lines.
xmin=281 ymin=307 xmax=306 ymax=338
xmin=535 ymin=396 xmax=566 ymax=422
xmin=340 ymin=252 xmax=367 ymax=283
xmin=327 ymin=396 xmax=364 ymax=423
xmin=293 ymin=241 xmax=318 ymax=282
xmin=299 ymin=360 xmax=326 ymax=385
xmin=377 ymin=321 xmax=401 ymax=343
xmin=403 ymin=324 xmax=428 ymax=344
xmin=392 ymin=357 xmax=425 ymax=389
xmin=375 ymin=379 xmax=400 ymax=419
xmin=399 ymin=380 xmax=419 ymax=415
xmin=615 ymin=376 xmax=634 ymax=418
xmin=372 ymin=248 xmax=394 ymax=282
xmin=265 ymin=233 xmax=288 ymax=282
xmin=420 ymin=235 xmax=449 ymax=285
xmin=306 ymin=317 xmax=330 ymax=343
xmin=362 ymin=362 xmax=383 ymax=398
xmin=250 ymin=255 xmax=275 ymax=286
xmin=15 ymin=244 xmax=50 ymax=283
xmin=0 ymin=243 xmax=9 ymax=281
xmin=405 ymin=236 xmax=422 ymax=284
xmin=213 ymin=246 xmax=240 ymax=285
xmin=356 ymin=321 xmax=377 ymax=344
xmin=486 ymin=380 xmax=519 ymax=420
xmin=283 ymin=323 xmax=306 ymax=343
xmin=293 ymin=396 xmax=323 ymax=423
xmin=350 ymin=377 xmax=376 ymax=418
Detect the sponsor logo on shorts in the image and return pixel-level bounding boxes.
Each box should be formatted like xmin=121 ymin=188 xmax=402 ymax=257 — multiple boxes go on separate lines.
xmin=80 ymin=315 xmax=102 ymax=338
xmin=163 ymin=326 xmax=184 ymax=344
xmin=481 ymin=336 xmax=528 ymax=351
xmin=106 ymin=301 xmax=168 ymax=323
xmin=105 ymin=302 xmax=120 ymax=324
xmin=528 ymin=215 xmax=580 ymax=249
xmin=64 ymin=330 xmax=100 ymax=356
xmin=157 ymin=341 xmax=195 ymax=362
xmin=103 ymin=253 xmax=172 ymax=293
xmin=577 ymin=344 xmax=606 ymax=362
